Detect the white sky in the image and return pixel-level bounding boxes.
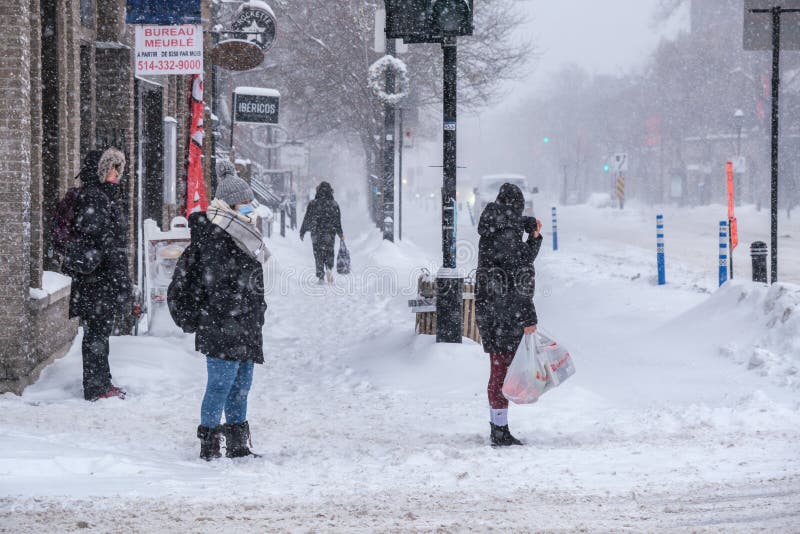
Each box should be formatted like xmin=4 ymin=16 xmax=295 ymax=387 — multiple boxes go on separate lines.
xmin=505 ymin=0 xmax=690 ymax=100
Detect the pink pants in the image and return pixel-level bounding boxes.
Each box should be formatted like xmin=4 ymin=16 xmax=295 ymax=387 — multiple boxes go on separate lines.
xmin=488 ymin=352 xmax=515 ymax=409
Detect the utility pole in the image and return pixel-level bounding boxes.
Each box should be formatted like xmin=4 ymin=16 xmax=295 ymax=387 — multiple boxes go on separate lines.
xmin=383 ymin=39 xmax=396 ymax=242
xmin=436 ymin=35 xmax=463 ymax=343
xmin=398 ymin=107 xmax=404 ymax=241
xmin=747 ymin=5 xmax=800 ymax=284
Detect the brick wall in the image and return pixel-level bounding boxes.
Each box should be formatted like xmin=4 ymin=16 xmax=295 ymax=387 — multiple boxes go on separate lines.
xmin=29 ymin=0 xmax=43 ymax=289
xmin=95 ymin=45 xmax=135 ymax=277
xmin=0 ymin=0 xmax=33 ymax=383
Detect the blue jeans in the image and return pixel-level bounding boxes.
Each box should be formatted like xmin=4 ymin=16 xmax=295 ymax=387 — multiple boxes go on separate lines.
xmin=200 ymin=356 xmax=254 ymax=428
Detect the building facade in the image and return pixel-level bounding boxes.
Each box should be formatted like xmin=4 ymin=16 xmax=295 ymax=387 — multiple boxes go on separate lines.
xmin=0 ymin=0 xmax=211 ymax=393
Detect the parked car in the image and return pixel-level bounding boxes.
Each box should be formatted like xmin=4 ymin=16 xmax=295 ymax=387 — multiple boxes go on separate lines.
xmin=473 ymin=174 xmax=538 ymax=220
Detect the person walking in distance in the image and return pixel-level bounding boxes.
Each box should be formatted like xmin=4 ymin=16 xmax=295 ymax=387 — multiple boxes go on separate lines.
xmin=67 ymin=148 xmax=132 ymax=401
xmin=475 ymin=183 xmax=543 ymax=446
xmin=299 ymin=181 xmax=344 ymax=284
xmin=169 ymin=161 xmax=269 ymax=460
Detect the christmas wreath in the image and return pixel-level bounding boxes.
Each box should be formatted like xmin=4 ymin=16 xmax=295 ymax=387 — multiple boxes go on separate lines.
xmin=368 ymin=55 xmax=409 ymax=106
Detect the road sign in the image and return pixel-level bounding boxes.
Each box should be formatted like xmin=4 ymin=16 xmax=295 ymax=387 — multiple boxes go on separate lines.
xmin=233 ymin=87 xmax=279 ymax=124
xmin=732 ymin=155 xmax=747 ymax=173
xmin=743 ymin=0 xmax=800 ymax=50
xmin=613 ymin=153 xmax=628 ymax=172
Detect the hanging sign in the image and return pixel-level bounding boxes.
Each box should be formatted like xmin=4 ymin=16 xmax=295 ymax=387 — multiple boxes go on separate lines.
xmin=232 ymin=1 xmax=278 ymax=53
xmin=135 ymin=25 xmax=203 ymax=75
xmin=233 ymin=87 xmax=280 ymax=124
xmin=126 ymin=0 xmax=201 ymax=25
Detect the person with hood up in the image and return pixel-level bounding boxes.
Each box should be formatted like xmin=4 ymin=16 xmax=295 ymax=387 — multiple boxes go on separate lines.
xmin=67 ymin=148 xmax=132 ymax=401
xmin=168 ymin=159 xmax=269 ymax=460
xmin=475 ymin=183 xmax=543 ymax=446
xmin=299 ymin=181 xmax=344 ymax=284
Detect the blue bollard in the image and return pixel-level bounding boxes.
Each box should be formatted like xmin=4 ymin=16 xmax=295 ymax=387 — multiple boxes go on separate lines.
xmin=551 ymin=206 xmax=558 ymax=251
xmin=719 ymin=221 xmax=728 ymax=287
xmin=656 ymin=214 xmax=665 ymax=285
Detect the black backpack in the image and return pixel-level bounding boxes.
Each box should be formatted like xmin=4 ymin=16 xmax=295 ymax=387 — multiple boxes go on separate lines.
xmin=51 ymin=185 xmax=83 ymax=255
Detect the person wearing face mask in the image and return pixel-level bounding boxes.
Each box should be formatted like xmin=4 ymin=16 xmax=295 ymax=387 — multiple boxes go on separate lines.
xmin=169 ymin=159 xmax=269 ymax=460
xmin=67 ymin=148 xmax=133 ymax=401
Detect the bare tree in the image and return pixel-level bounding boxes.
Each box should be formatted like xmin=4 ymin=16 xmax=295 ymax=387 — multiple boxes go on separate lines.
xmin=229 ymin=0 xmax=534 ymax=179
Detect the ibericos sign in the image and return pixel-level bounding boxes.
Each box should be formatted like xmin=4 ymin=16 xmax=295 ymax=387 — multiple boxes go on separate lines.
xmin=135 ymin=25 xmax=203 ymax=75
xmin=233 ymin=87 xmax=280 ymax=125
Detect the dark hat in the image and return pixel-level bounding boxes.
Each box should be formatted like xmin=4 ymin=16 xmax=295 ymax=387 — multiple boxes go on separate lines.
xmin=79 ymin=150 xmax=104 ymax=184
xmin=496 ymin=183 xmax=525 ymax=216
xmin=316 ymin=181 xmax=334 ymax=200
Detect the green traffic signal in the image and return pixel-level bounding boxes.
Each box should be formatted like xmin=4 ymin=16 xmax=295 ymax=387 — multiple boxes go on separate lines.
xmin=603 ymin=165 xmax=610 ymax=172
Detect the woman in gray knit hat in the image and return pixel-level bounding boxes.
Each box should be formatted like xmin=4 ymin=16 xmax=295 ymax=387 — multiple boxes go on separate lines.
xmin=169 ymin=160 xmax=269 ymax=460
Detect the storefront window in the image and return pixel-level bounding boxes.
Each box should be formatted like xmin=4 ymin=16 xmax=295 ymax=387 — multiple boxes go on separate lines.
xmin=80 ymin=0 xmax=95 ymax=28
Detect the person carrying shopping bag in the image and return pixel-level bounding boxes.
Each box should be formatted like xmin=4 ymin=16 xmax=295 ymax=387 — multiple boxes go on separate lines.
xmin=475 ymin=183 xmax=543 ymax=447
xmin=299 ymin=181 xmax=344 ymax=284
xmin=169 ymin=160 xmax=269 ymax=460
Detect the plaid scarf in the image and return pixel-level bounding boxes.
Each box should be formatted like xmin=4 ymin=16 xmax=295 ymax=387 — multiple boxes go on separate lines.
xmin=207 ymin=199 xmax=270 ymax=264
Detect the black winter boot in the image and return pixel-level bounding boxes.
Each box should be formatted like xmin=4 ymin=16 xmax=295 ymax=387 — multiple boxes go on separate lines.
xmin=222 ymin=421 xmax=260 ymax=458
xmin=490 ymin=423 xmax=523 ymax=447
xmin=197 ymin=425 xmax=222 ymax=461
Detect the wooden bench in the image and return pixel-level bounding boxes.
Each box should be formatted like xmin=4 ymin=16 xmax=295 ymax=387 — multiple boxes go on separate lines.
xmin=409 ymin=273 xmax=481 ymax=344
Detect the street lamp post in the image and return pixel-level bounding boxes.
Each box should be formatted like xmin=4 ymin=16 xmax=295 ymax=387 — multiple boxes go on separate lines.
xmin=733 ymin=108 xmax=744 ymax=207
xmin=734 ymin=108 xmax=744 ymax=157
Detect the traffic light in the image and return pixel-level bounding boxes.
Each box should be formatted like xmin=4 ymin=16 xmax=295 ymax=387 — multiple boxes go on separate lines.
xmin=385 ymin=0 xmax=473 ymax=43
xmin=543 ymin=137 xmax=550 ymax=143
xmin=603 ymin=164 xmax=610 ymax=172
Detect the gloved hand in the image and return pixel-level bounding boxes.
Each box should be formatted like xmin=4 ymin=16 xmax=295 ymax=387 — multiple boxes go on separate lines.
xmin=523 ymin=216 xmax=538 ymax=235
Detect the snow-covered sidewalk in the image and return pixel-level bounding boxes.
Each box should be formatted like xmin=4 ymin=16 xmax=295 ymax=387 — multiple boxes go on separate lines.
xmin=1 ymin=201 xmax=798 ymax=531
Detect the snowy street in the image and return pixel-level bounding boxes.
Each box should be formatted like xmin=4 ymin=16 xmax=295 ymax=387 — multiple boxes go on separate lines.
xmin=2 ymin=200 xmax=799 ymax=531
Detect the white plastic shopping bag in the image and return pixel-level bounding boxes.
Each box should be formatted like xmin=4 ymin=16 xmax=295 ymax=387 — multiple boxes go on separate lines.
xmin=536 ymin=331 xmax=576 ymax=389
xmin=502 ymin=333 xmax=549 ymax=404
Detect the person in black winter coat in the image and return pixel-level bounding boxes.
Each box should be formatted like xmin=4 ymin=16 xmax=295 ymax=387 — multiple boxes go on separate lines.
xmin=475 ymin=183 xmax=543 ymax=446
xmin=67 ymin=148 xmax=132 ymax=401
xmin=299 ymin=181 xmax=344 ymax=283
xmin=169 ymin=164 xmax=269 ymax=460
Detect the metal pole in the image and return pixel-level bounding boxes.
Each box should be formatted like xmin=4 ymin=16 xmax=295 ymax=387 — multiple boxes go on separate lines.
xmin=398 ymin=107 xmax=403 ymax=241
xmin=436 ymin=36 xmax=462 ymax=344
xmin=551 ymin=206 xmax=558 ymax=251
xmin=561 ymin=164 xmax=568 ymax=205
xmin=769 ymin=7 xmax=780 ymax=284
xmin=382 ymin=39 xmax=396 ymax=242
xmin=657 ymin=214 xmax=665 ymax=285
xmin=719 ymin=220 xmax=729 ymax=287
xmin=230 ymin=92 xmax=235 ymax=158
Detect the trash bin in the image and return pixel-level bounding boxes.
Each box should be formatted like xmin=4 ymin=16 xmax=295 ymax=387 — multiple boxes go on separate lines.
xmin=750 ymin=241 xmax=768 ymax=283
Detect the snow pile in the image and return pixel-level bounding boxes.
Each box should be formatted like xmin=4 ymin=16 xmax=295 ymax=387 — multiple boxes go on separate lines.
xmin=586 ymin=192 xmax=613 ymax=208
xmin=29 ymin=271 xmax=72 ymax=300
xmin=713 ymin=282 xmax=800 ymax=389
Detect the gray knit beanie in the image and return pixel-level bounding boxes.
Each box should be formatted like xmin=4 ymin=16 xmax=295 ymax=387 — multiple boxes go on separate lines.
xmin=216 ymin=159 xmax=237 ymax=182
xmin=214 ymin=161 xmax=254 ymax=206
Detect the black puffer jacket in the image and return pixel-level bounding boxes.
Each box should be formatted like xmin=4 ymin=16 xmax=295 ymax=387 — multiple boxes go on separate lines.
xmin=299 ymin=182 xmax=343 ymax=245
xmin=475 ymin=183 xmax=543 ymax=354
xmin=168 ymin=212 xmax=267 ymax=363
xmin=68 ymin=153 xmax=132 ymax=320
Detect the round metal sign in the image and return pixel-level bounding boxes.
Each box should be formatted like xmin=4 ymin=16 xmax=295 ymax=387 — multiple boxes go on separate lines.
xmin=212 ymin=39 xmax=264 ymax=71
xmin=232 ymin=1 xmax=277 ymax=54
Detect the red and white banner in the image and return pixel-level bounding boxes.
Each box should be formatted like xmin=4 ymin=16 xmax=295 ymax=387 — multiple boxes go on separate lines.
xmin=185 ymin=74 xmax=208 ymax=215
xmin=726 ymin=161 xmax=738 ymax=249
xmin=135 ymin=24 xmax=203 ymax=75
